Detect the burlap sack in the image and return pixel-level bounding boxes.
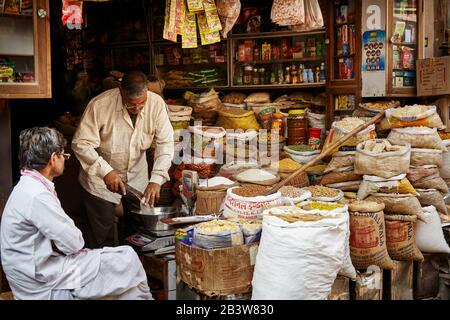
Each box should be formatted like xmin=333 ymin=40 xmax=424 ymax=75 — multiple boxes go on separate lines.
xmin=416 ymin=189 xmax=448 ymax=216
xmin=350 ymin=210 xmax=396 ymax=270
xmin=354 ymin=141 xmax=411 ymax=179
xmin=385 ymin=215 xmax=424 ymax=262
xmin=366 ymin=193 xmax=426 ymax=222
xmin=321 ymin=167 xmax=362 ymax=185
xmin=413 ymin=174 xmax=450 ymax=194
xmin=324 ymin=151 xmax=356 ymax=174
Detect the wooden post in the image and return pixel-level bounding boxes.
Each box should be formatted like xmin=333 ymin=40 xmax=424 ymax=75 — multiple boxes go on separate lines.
xmin=383 ymin=261 xmax=414 ymax=300
xmin=414 ymin=253 xmax=442 ymax=300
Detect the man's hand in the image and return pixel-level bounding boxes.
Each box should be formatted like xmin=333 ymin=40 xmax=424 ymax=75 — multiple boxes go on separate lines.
xmin=104 ymin=170 xmax=126 ymax=195
xmin=143 ymin=182 xmax=161 ymax=208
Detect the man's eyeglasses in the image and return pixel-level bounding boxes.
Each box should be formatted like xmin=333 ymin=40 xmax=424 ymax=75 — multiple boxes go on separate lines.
xmin=124 ymin=102 xmax=145 ymax=110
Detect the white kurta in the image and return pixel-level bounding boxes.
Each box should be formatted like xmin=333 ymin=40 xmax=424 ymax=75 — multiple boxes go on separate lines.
xmin=0 ymin=174 xmax=152 ymax=300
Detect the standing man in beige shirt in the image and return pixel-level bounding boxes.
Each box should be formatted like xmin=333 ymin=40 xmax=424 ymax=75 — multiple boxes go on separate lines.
xmin=72 ymin=71 xmax=174 ymax=248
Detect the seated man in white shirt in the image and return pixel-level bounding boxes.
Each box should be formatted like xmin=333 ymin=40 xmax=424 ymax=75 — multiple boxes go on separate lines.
xmin=0 ymin=127 xmax=153 ymax=300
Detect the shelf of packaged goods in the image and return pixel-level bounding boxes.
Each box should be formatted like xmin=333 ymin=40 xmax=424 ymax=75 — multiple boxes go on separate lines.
xmin=235 ymin=57 xmax=324 ymax=65
xmin=156 ymin=63 xmax=227 ymax=68
xmin=229 ymin=29 xmax=326 ymax=40
xmin=230 ymin=83 xmax=326 ymax=90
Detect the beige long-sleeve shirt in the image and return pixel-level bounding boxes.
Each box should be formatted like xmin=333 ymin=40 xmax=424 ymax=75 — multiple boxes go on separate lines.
xmin=72 ymin=88 xmax=174 ymax=204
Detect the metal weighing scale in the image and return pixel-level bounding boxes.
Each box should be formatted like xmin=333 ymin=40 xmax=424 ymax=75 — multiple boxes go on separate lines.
xmin=126 ymin=229 xmax=175 ymax=253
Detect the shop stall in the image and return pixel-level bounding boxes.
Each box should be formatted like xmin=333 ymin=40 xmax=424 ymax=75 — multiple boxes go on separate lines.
xmin=0 ymin=0 xmax=450 ymax=301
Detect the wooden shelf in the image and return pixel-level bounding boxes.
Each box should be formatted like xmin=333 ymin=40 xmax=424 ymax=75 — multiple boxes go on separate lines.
xmin=229 ymin=29 xmax=326 ymax=40
xmin=0 ymin=12 xmax=32 ymax=18
xmin=84 ymin=41 xmax=150 ymax=49
xmin=235 ymin=57 xmax=324 ymax=65
xmin=231 ymin=83 xmax=326 ymax=90
xmin=391 ymin=42 xmax=416 ymax=47
xmin=156 ymin=63 xmax=226 ymax=68
xmin=335 ymin=22 xmax=356 ymax=27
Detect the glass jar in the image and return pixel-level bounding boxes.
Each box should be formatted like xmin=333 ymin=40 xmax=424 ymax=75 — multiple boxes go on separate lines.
xmin=243 ymin=65 xmax=253 ymax=85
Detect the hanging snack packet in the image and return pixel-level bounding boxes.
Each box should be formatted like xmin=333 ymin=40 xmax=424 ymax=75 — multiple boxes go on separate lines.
xmin=205 ymin=8 xmax=223 ymax=32
xmin=187 ymin=0 xmax=203 ymax=13
xmin=202 ymin=0 xmax=217 ymax=11
xmin=163 ymin=0 xmax=177 ymax=42
xmin=182 ymin=11 xmax=198 ymax=48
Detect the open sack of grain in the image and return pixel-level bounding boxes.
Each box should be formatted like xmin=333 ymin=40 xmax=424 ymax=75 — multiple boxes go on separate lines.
xmin=223 ymin=186 xmax=282 ymax=220
xmin=251 ymin=205 xmax=355 ymax=300
xmin=354 ymin=139 xmax=411 ymax=179
xmin=380 ymin=105 xmax=446 ymax=131
xmin=322 ymin=118 xmax=377 ymax=155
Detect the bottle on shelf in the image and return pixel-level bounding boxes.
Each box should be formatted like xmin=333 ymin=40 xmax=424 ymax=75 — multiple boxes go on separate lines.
xmin=254 ymin=46 xmax=261 ymax=61
xmin=320 ymin=62 xmax=326 ymax=82
xmin=243 ymin=64 xmax=253 ymax=85
xmin=308 ymin=68 xmax=314 ymax=83
xmin=285 ymin=66 xmax=291 ymax=84
xmin=303 ymin=67 xmax=309 ymax=83
xmin=277 ymin=64 xmax=284 ymax=84
xmin=291 ymin=64 xmax=298 ymax=84
xmin=299 ymin=64 xmax=304 ymax=83
xmin=270 ymin=68 xmax=277 ymax=84
xmin=340 ymin=0 xmax=349 ymax=23
xmin=235 ymin=66 xmax=243 ymax=85
xmin=315 ymin=67 xmax=321 ymax=83
xmin=253 ymin=67 xmax=260 ymax=85
xmin=259 ymin=67 xmax=266 ymax=84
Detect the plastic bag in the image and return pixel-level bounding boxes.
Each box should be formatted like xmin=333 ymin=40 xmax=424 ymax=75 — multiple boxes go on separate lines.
xmin=188 ymin=89 xmax=224 ymax=124
xmin=412 ymin=173 xmax=450 ymax=194
xmin=416 ymin=206 xmax=450 ymax=254
xmin=385 ymin=215 xmax=424 ymax=262
xmin=354 ymin=140 xmax=411 ymax=179
xmin=218 ymin=0 xmax=241 ymax=38
xmin=289 ymin=0 xmax=324 ymax=32
xmin=271 ymin=0 xmax=305 ymax=26
xmin=357 ymin=174 xmax=418 ymax=200
xmin=417 ymin=189 xmax=448 ymax=215
xmin=410 ymin=148 xmax=443 ymax=167
xmin=193 ymin=220 xmax=244 ymax=249
xmin=62 ymin=1 xmax=83 ymax=29
xmin=387 ymin=127 xmax=447 ymax=151
xmin=366 ymin=193 xmax=426 ymax=222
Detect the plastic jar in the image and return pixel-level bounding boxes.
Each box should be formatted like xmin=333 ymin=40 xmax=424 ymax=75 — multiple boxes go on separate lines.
xmin=308 ymin=128 xmax=322 ymax=150
xmin=287 ymin=110 xmax=308 ymax=146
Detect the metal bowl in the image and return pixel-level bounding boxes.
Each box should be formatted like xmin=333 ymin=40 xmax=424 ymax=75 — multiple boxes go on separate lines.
xmin=130 ymin=206 xmax=179 ymax=232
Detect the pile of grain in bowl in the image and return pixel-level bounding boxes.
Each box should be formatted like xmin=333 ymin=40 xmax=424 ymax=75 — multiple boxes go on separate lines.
xmin=232 ymin=185 xmax=269 ymax=197
xmin=306 ymin=185 xmax=339 ymax=198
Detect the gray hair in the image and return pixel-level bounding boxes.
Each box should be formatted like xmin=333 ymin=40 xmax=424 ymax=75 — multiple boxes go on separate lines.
xmin=121 ymin=70 xmax=148 ymax=98
xmin=19 ymin=127 xmax=67 ymax=171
